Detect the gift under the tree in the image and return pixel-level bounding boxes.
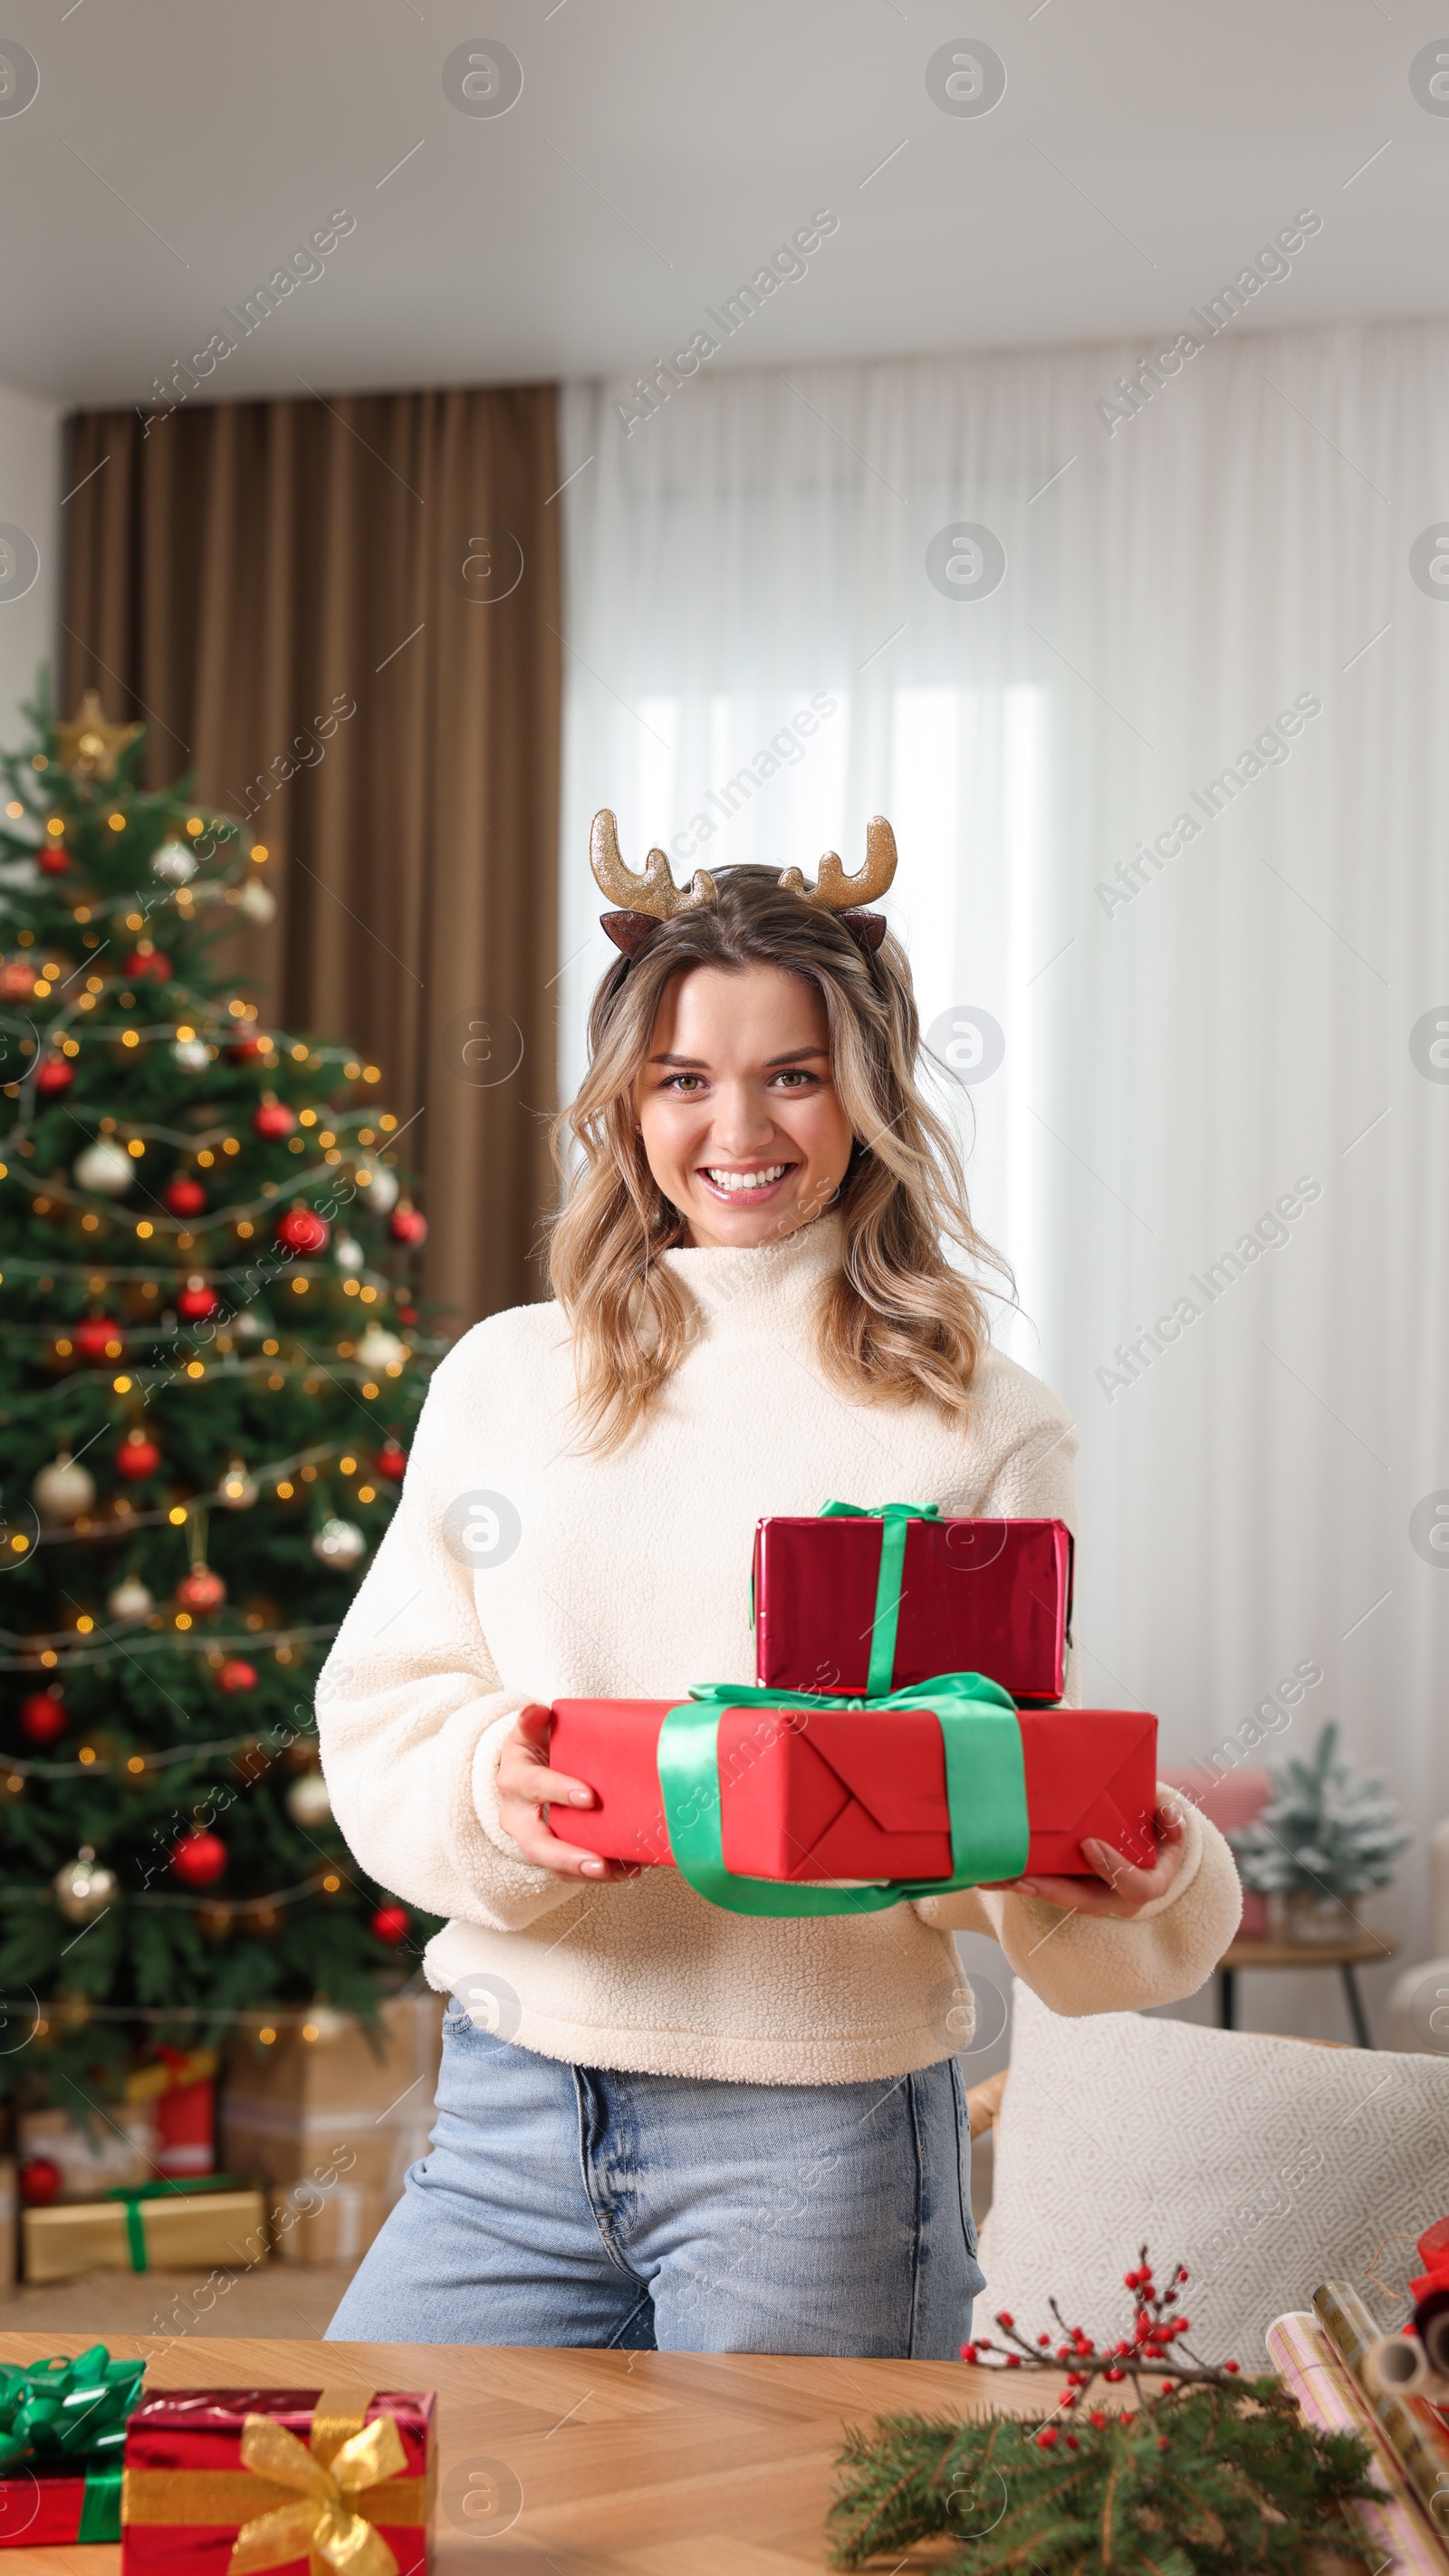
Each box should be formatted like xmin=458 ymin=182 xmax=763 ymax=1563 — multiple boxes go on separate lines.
xmin=0 ymin=2345 xmax=147 ymax=2547
xmin=22 ymin=2177 xmax=265 ymax=2285
xmin=753 ymin=1502 xmax=1072 ymax=1703
xmin=549 ymin=1684 xmax=1157 ymax=1914
xmin=120 ymin=2383 xmax=435 ymax=2576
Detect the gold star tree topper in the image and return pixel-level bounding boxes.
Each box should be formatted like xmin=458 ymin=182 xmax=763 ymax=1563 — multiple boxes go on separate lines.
xmin=54 ymin=688 xmax=142 ymax=780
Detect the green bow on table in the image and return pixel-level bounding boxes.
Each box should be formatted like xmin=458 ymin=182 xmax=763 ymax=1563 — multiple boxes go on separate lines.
xmin=657 ymin=1669 xmax=1029 ymax=1918
xmin=0 ymin=2343 xmax=147 ymax=2542
xmin=818 ymin=1497 xmax=942 ymax=1694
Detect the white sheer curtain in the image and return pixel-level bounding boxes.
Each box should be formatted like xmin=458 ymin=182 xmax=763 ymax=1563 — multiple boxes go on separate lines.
xmin=558 ymin=324 xmax=1449 ymax=2033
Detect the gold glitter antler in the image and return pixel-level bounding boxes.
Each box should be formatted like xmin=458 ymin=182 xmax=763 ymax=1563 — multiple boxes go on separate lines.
xmin=590 ymin=809 xmax=715 ymax=918
xmin=777 ymin=815 xmax=897 ymax=910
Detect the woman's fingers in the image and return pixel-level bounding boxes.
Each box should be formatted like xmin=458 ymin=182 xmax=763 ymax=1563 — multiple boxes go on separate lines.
xmin=1007 ymin=1805 xmax=1187 ymax=1917
xmin=501 ymin=1759 xmax=597 ymax=1810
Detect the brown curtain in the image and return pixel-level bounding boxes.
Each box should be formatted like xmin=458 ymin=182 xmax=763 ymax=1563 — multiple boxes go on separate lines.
xmin=61 ymin=387 xmax=561 ymax=1331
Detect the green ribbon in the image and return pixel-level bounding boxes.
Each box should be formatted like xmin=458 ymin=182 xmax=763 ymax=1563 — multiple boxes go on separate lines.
xmin=104 ymin=2170 xmax=245 ymax=2273
xmin=76 ymin=2465 xmax=123 ymax=2542
xmin=0 ymin=2348 xmax=145 ymax=2499
xmin=819 ymin=1498 xmax=942 ymax=1692
xmin=657 ymin=1671 xmax=1029 ymax=1917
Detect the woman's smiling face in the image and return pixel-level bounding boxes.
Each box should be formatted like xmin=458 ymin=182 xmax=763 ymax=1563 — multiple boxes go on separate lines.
xmin=633 ymin=961 xmax=857 ymax=1248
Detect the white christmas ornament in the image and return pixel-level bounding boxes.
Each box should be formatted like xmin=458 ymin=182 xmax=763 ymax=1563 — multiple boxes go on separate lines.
xmin=174 ymin=1038 xmax=210 ymax=1071
xmin=312 ymin=1517 xmax=366 ymax=1572
xmin=234 ymin=1307 xmax=268 ymax=1340
xmin=34 ymin=1453 xmax=97 ymax=1523
xmin=356 ymin=1324 xmax=407 ymax=1371
xmin=355 ymin=1162 xmax=398 ymax=1216
xmin=334 ymin=1233 xmax=364 ymax=1274
xmin=107 ymin=1574 xmax=154 ymax=1621
xmin=151 ymin=838 xmax=197 ymax=886
xmin=53 ymin=1845 xmax=118 ymax=1925
xmin=285 ymin=1772 xmax=332 ymax=1827
xmin=237 ymin=879 xmax=276 ymax=926
xmin=73 ymin=1138 xmax=134 ymax=1197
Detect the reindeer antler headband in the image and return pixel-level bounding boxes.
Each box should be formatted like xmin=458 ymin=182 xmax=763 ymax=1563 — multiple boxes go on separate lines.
xmin=590 ymin=809 xmax=897 ymax=959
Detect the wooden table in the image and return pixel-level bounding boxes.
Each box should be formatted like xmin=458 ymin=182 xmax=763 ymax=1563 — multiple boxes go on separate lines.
xmin=0 ymin=2331 xmax=1051 ymax=2573
xmin=1217 ymin=1929 xmax=1401 ymax=2047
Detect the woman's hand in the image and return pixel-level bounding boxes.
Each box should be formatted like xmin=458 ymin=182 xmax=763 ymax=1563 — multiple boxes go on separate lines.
xmin=494 ymin=1704 xmax=632 ymax=1882
xmin=987 ymin=1802 xmax=1187 ymax=1919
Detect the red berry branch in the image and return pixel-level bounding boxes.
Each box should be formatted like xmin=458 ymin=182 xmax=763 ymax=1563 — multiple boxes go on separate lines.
xmin=961 ymin=2245 xmax=1259 ymax=2451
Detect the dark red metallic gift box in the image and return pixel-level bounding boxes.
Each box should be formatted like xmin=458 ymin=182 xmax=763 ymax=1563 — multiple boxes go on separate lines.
xmin=120 ymin=2387 xmax=434 ymax=2576
xmin=548 ymin=1699 xmax=1158 ymax=1881
xmin=752 ymin=1514 xmax=1073 ymax=1703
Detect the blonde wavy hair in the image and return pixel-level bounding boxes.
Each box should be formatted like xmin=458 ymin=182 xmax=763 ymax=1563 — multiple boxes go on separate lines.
xmin=548 ymin=864 xmax=1011 ymax=1452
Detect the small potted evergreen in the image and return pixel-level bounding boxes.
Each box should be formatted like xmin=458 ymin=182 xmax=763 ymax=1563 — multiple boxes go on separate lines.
xmin=1228 ymin=1722 xmax=1409 ymax=1943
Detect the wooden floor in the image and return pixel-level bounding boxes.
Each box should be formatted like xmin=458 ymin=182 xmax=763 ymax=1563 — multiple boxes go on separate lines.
xmin=0 ymin=2259 xmax=360 ymax=2339
xmin=0 ymin=2329 xmax=1051 ymax=2573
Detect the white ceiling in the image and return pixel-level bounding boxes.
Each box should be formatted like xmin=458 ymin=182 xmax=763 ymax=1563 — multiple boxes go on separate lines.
xmin=0 ymin=0 xmax=1445 ymax=409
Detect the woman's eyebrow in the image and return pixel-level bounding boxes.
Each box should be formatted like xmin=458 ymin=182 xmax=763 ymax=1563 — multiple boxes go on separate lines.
xmin=647 ymin=1044 xmax=829 ymax=1069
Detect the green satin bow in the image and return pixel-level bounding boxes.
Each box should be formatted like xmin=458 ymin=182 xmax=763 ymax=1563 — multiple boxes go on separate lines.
xmin=819 ymin=1497 xmax=942 ymax=1693
xmin=657 ymin=1670 xmax=1028 ymax=1917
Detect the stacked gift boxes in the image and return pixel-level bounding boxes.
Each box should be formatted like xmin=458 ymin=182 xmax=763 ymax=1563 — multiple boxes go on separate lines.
xmin=219 ymin=1991 xmax=444 ymax=2264
xmin=549 ymin=1504 xmax=1159 ymax=1905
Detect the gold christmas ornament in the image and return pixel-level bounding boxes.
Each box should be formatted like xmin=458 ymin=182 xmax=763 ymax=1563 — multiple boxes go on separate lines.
xmin=53 ymin=1844 xmax=118 ymax=1924
xmin=33 ymin=1451 xmax=97 ymax=1523
xmin=53 ymin=689 xmax=142 ymax=781
xmin=312 ymin=1517 xmax=366 ymax=1572
xmin=285 ymin=1771 xmax=332 ymax=1827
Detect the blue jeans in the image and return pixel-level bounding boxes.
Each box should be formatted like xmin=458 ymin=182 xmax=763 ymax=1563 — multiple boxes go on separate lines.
xmin=327 ymin=2004 xmax=984 ymax=2356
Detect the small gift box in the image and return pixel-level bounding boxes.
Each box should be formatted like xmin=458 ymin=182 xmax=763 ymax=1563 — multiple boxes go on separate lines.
xmin=753 ymin=1504 xmax=1073 ymax=1704
xmin=121 ymin=2384 xmax=435 ymax=2576
xmin=549 ymin=1692 xmax=1158 ymax=1913
xmin=23 ymin=2177 xmax=265 ymax=2285
xmin=0 ymin=2344 xmax=147 ymax=2546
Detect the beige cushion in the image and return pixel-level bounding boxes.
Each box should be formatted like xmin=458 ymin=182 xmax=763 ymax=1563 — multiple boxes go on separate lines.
xmin=977 ymin=1982 xmax=1449 ymax=2364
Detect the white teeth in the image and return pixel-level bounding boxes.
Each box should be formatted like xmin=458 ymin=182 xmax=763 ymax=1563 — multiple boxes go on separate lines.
xmin=703 ymin=1164 xmax=787 ymax=1193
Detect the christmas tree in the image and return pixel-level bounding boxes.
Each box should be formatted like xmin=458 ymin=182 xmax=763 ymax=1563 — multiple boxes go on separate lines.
xmin=0 ymin=674 xmax=441 ymax=2113
xmin=1228 ymin=1722 xmax=1409 ymax=1898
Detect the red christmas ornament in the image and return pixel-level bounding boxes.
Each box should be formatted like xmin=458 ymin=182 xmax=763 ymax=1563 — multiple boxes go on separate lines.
xmin=171 ymin=1830 xmax=226 ymax=1888
xmin=123 ymin=947 xmax=172 ymax=983
xmin=37 ymin=845 xmax=70 ymax=878
xmin=35 ymin=1056 xmax=73 ymax=1094
xmin=228 ymin=1031 xmax=266 ymax=1062
xmin=176 ymin=1565 xmax=226 ymax=1615
xmin=253 ymin=1098 xmax=296 ymax=1139
xmin=274 ymin=1207 xmax=330 ymax=1255
xmin=0 ymin=960 xmax=35 ymax=999
xmin=165 ymin=1176 xmax=207 ymax=1216
xmin=19 ymin=1688 xmax=66 ymax=1745
xmin=116 ymin=1428 xmax=162 ymax=1481
xmin=395 ymin=1303 xmax=417 ymax=1325
xmin=217 ymin=1658 xmax=256 ymax=1693
xmin=74 ymin=1314 xmax=123 ymax=1363
xmin=375 ymin=1441 xmax=408 ymax=1482
xmin=389 ymin=1206 xmax=427 ymax=1247
xmin=177 ymin=1278 xmax=219 ymax=1322
xmin=19 ymin=2157 xmax=63 ymax=2206
xmin=370 ymin=1904 xmax=410 ymax=1946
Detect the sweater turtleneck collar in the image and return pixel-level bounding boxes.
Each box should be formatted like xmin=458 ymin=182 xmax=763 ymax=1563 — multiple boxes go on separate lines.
xmin=657 ymin=1210 xmax=845 ymax=1334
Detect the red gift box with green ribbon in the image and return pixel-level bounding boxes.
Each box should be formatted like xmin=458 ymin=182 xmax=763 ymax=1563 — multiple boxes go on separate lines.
xmin=548 ymin=1684 xmax=1158 ymax=1915
xmin=753 ymin=1501 xmax=1072 ymax=1704
xmin=0 ymin=2345 xmax=147 ymax=2546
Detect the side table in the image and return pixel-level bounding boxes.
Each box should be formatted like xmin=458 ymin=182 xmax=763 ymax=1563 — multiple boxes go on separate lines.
xmin=1217 ymin=1929 xmax=1400 ymax=2048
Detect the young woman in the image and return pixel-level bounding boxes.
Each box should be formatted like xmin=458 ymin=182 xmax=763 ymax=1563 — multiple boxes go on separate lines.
xmin=321 ymin=816 xmax=1240 ymax=2358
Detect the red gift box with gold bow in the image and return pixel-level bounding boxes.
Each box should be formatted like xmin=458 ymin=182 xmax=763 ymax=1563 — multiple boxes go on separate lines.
xmin=120 ymin=2386 xmax=434 ymax=2576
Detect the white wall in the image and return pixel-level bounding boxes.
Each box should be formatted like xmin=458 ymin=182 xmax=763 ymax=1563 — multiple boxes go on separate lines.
xmin=0 ymin=382 xmax=62 ymax=746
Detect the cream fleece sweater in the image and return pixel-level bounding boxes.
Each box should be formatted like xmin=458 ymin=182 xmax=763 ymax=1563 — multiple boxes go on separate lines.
xmin=318 ymin=1215 xmax=1241 ymax=2083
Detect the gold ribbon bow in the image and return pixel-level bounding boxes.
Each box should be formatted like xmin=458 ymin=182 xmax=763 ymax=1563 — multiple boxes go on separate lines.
xmin=227 ymin=2404 xmax=408 ymax=2576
